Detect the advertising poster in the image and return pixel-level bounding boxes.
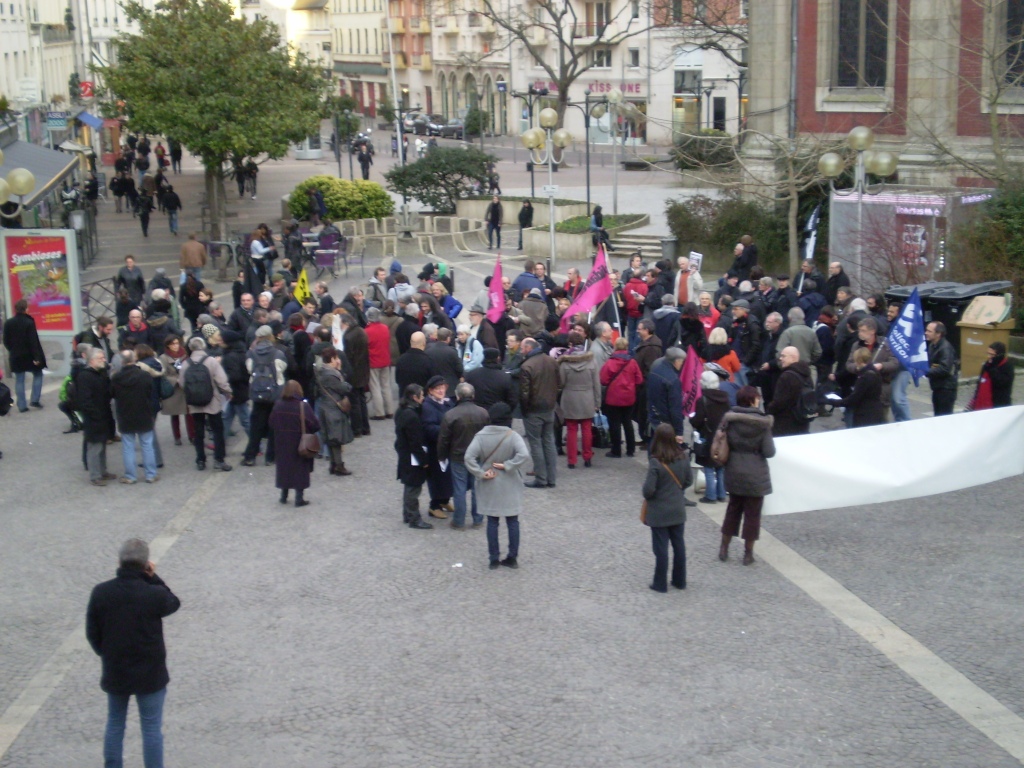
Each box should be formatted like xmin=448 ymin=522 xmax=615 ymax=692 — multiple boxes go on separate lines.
xmin=1 ymin=229 xmax=81 ymax=336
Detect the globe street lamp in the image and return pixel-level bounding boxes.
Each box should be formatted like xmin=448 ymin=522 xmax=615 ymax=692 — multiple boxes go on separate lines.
xmin=818 ymin=126 xmax=899 ymax=290
xmin=0 ymin=149 xmax=38 ymax=222
xmin=521 ymin=107 xmax=572 ymax=270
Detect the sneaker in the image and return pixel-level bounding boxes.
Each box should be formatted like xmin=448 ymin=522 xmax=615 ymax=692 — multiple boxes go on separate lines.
xmin=605 ymin=451 xmax=622 ymax=458
xmin=449 ymin=521 xmax=467 ymax=530
xmin=429 ymin=507 xmax=449 ymax=519
xmin=102 ymin=472 xmax=118 ymax=480
xmin=196 ymin=461 xmax=207 ymax=471
xmin=241 ymin=458 xmax=256 ymax=467
xmin=90 ymin=479 xmax=107 ymax=487
xmin=489 ymin=561 xmax=500 ymax=570
xmin=30 ymin=402 xmax=43 ymax=409
xmin=145 ymin=475 xmax=160 ymax=483
xmin=119 ymin=476 xmax=137 ymax=484
xmin=499 ymin=558 xmax=519 ymax=569
xmin=584 ymin=459 xmax=592 ymax=468
xmin=471 ymin=520 xmax=483 ymax=529
xmin=698 ymin=497 xmax=717 ymax=504
xmin=214 ymin=461 xmax=233 ymax=472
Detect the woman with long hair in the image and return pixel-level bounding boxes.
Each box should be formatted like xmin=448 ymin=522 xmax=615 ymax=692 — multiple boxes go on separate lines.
xmin=158 ymin=335 xmax=194 ymax=446
xmin=719 ymin=386 xmax=775 ymax=565
xmin=268 ymin=380 xmax=321 ymax=507
xmin=641 ymin=423 xmax=692 ymax=593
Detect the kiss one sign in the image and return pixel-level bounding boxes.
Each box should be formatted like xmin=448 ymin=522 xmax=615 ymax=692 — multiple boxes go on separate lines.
xmin=532 ymin=81 xmax=644 ymax=96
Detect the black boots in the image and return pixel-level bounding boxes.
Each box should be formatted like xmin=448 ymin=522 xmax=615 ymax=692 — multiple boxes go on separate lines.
xmin=743 ymin=542 xmax=755 ymax=566
xmin=718 ymin=534 xmax=732 ymax=562
xmin=331 ymin=462 xmax=351 ymax=476
xmin=295 ymin=490 xmax=309 ymax=508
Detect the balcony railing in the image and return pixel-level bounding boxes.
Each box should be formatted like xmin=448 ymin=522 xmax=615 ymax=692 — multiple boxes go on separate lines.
xmin=467 ymin=11 xmax=481 ymax=26
xmin=573 ymin=21 xmax=608 ymax=38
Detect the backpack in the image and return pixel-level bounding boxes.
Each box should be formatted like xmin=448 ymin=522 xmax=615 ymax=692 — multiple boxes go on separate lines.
xmin=60 ymin=375 xmax=78 ymax=410
xmin=183 ymin=354 xmax=215 ymax=407
xmin=792 ymin=377 xmax=819 ymax=423
xmin=0 ymin=381 xmax=12 ymax=416
xmin=250 ymin=354 xmax=280 ymax=404
xmin=710 ymin=421 xmax=730 ymax=466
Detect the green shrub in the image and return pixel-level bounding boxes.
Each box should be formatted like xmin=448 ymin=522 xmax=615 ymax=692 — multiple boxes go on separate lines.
xmin=673 ymin=129 xmax=736 ymax=170
xmin=288 ymin=175 xmax=394 ymax=221
xmin=464 ymin=107 xmax=489 ymax=137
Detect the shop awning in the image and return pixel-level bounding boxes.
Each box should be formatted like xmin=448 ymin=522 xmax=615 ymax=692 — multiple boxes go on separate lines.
xmin=0 ymin=140 xmax=79 ymax=207
xmin=77 ymin=112 xmax=104 ymax=130
xmin=58 ymin=139 xmax=96 ymax=157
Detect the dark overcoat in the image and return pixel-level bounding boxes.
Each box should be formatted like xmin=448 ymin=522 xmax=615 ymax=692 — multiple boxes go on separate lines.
xmin=268 ymin=397 xmax=321 ymax=490
xmin=2 ymin=313 xmax=46 ymax=373
xmin=77 ymin=365 xmax=115 ymax=442
xmin=394 ymin=402 xmax=428 ymax=486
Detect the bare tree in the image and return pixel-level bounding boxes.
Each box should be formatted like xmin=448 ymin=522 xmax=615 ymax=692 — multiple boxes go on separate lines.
xmin=649 ymin=0 xmax=748 ymax=68
xmin=472 ymin=0 xmax=658 ymax=124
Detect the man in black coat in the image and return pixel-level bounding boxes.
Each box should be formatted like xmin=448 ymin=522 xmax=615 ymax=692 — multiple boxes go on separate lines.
xmin=2 ymin=298 xmax=47 ymax=411
xmin=78 ymin=348 xmax=117 ymax=485
xmin=824 ymin=261 xmax=851 ymax=306
xmin=767 ymin=346 xmax=813 ymax=436
xmin=86 ymin=538 xmax=180 ymax=768
xmin=394 ymin=388 xmax=433 ymax=529
xmin=646 ymin=348 xmax=686 ymax=438
xmin=925 ymin=321 xmax=959 ymax=416
xmin=228 ymin=293 xmax=256 ymax=336
xmin=111 ymin=350 xmax=160 ymax=483
xmin=394 ymin=303 xmax=422 ymax=355
xmin=465 ymin=348 xmax=517 ymax=412
xmin=793 ymin=260 xmax=826 ymax=297
xmin=395 ymin=331 xmax=436 ymax=393
xmin=341 ymin=313 xmax=371 ymax=435
xmin=425 ymin=327 xmax=463 ymax=397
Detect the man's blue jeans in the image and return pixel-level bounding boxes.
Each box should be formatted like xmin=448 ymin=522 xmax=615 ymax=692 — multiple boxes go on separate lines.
xmin=703 ymin=466 xmax=726 ymax=501
xmin=891 ymin=369 xmax=912 ymax=422
xmin=105 ymin=687 xmax=166 ymax=768
xmin=14 ymin=370 xmax=43 ymax=410
xmin=223 ymin=401 xmax=251 ymax=437
xmin=121 ymin=431 xmax=157 ymax=481
xmin=487 ymin=515 xmax=519 ymax=563
xmin=451 ymin=461 xmax=480 ymax=527
xmin=168 ymin=210 xmax=178 ymax=234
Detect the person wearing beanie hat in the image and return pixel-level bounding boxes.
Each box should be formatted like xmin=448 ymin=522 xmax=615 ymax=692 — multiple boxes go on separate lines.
xmin=689 ymin=368 xmax=731 ymax=504
xmin=201 ymin=324 xmax=219 ymax=341
xmin=465 ymin=400 xmax=531 ymax=569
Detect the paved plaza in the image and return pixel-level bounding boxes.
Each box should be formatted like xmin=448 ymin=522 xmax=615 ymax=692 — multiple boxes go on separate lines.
xmin=1 ymin=147 xmax=1023 ymax=766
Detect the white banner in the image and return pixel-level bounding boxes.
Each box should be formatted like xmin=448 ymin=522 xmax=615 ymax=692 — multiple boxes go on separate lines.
xmin=763 ymin=406 xmax=1024 ymax=515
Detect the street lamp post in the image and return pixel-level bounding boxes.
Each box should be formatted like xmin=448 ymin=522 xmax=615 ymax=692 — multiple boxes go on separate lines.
xmin=590 ymin=87 xmax=623 ymax=214
xmin=817 ymin=126 xmax=899 ymax=290
xmin=0 ymin=149 xmax=38 ymax=223
xmin=475 ymin=90 xmax=486 ymax=154
xmin=512 ymin=85 xmax=549 ymax=198
xmin=521 ymin=107 xmax=572 ymax=271
xmin=560 ymin=90 xmax=603 ymax=213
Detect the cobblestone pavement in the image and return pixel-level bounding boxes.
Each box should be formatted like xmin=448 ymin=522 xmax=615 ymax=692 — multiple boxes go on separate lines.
xmin=1 ymin=152 xmax=1022 ymax=766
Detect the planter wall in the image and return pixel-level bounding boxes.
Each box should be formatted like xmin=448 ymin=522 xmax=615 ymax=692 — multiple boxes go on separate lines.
xmin=456 ymin=199 xmax=588 ymax=227
xmin=522 ymin=214 xmax=650 ymax=263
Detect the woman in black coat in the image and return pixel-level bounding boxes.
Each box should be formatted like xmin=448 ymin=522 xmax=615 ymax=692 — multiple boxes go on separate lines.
xmin=641 ymin=424 xmax=692 ymax=593
xmin=517 ymin=200 xmax=534 ymax=250
xmin=394 ymin=384 xmax=433 ymax=529
xmin=836 ymin=347 xmax=886 ymax=427
xmin=719 ymin=386 xmax=775 ymax=565
xmin=2 ymin=299 xmax=47 ymax=411
xmin=268 ymin=380 xmax=320 ymax=507
xmin=179 ymin=274 xmax=207 ymax=329
xmin=968 ymin=341 xmax=1014 ymax=409
xmin=677 ymin=302 xmax=707 ymax=360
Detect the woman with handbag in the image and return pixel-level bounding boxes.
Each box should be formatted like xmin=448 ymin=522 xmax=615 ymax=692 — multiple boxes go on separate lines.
xmin=718 ymin=385 xmax=775 ymax=565
xmin=315 ymin=348 xmax=354 ymax=476
xmin=268 ymin=380 xmax=321 ymax=507
xmin=641 ymin=424 xmax=692 ymax=593
xmin=158 ymin=335 xmax=194 ymax=446
xmin=689 ymin=370 xmax=731 ymax=503
xmin=599 ymin=337 xmax=644 ymax=458
xmin=465 ymin=402 xmax=531 ymax=569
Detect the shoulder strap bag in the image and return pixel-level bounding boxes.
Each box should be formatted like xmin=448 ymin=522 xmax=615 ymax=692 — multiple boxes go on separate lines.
xmin=297 ymin=400 xmax=322 ymax=459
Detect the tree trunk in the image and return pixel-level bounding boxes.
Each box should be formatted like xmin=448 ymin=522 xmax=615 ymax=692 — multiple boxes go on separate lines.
xmin=204 ymin=162 xmax=229 ymax=280
xmin=787 ymin=174 xmax=800 ymax=276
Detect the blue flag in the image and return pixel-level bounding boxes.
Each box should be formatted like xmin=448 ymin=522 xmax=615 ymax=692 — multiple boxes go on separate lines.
xmin=886 ymin=288 xmax=930 ymax=385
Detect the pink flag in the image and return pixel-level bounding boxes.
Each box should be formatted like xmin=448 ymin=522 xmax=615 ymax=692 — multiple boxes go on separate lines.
xmin=679 ymin=344 xmax=703 ymax=417
xmin=559 ymin=244 xmax=613 ymax=333
xmin=487 ymin=257 xmax=504 ymax=324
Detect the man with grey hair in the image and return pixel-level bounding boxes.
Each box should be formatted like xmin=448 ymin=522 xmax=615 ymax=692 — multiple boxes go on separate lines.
xmin=79 ymin=347 xmax=117 ymax=485
xmin=87 ymin=538 xmax=180 ymax=768
xmin=591 ymin=321 xmax=614 ymax=370
xmin=519 ymin=337 xmax=561 ymax=489
xmin=778 ymin=306 xmax=822 ymax=367
xmin=646 ymin=347 xmax=687 ymax=441
xmin=111 ymin=349 xmax=160 ymax=483
xmin=181 ymin=336 xmax=233 ymax=472
xmin=438 ymin=382 xmax=490 ymax=529
xmin=314 ymin=280 xmax=335 ymax=315
xmin=426 ymin=326 xmax=462 ymax=397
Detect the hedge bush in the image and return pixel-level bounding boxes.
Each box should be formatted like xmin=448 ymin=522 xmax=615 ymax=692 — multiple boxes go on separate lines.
xmin=288 ymin=175 xmax=394 ymax=221
xmin=555 ymin=213 xmax=645 ymax=234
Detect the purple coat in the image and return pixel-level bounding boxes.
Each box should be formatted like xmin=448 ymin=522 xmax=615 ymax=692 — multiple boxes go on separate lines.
xmin=268 ymin=397 xmax=321 ymax=490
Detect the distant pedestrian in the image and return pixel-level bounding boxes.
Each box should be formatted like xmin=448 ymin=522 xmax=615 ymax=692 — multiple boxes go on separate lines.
xmin=115 ymin=255 xmax=146 ymax=307
xmin=138 ymin=193 xmax=154 ymax=237
xmin=162 ymin=185 xmax=182 ymax=235
xmin=517 ymin=200 xmax=533 ymax=251
xmin=485 ymin=194 xmax=502 ymax=249
xmin=358 ymin=147 xmax=373 ymax=180
xmin=2 ymin=298 xmax=47 ymax=412
xmin=86 ymin=538 xmax=180 ymax=768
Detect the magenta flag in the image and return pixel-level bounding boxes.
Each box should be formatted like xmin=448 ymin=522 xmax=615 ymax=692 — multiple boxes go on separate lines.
xmin=679 ymin=344 xmax=703 ymax=417
xmin=559 ymin=244 xmax=613 ymax=333
xmin=487 ymin=257 xmax=504 ymax=323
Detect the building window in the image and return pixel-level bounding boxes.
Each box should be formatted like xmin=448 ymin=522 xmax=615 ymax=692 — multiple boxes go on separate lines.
xmin=592 ymin=47 xmax=612 ymax=68
xmin=1002 ymin=0 xmax=1024 ymax=83
xmin=739 ymin=0 xmax=749 ymax=17
xmin=631 ymin=0 xmax=639 ymax=18
xmin=694 ymin=0 xmax=706 ymax=20
xmin=671 ymin=0 xmax=682 ymax=22
xmin=835 ymin=0 xmax=888 ymax=88
xmin=628 ymin=47 xmax=640 ymax=67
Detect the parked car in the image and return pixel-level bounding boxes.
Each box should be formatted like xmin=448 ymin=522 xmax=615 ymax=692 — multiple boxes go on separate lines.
xmin=423 ymin=114 xmax=447 ymax=136
xmin=439 ymin=118 xmax=465 ymax=140
xmin=402 ymin=111 xmax=423 ymax=133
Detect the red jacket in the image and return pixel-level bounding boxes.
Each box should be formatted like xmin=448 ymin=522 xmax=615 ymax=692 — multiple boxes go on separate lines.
xmin=365 ymin=321 xmax=392 ymax=368
xmin=599 ymin=353 xmax=644 ymax=407
xmin=623 ymin=278 xmax=648 ymax=319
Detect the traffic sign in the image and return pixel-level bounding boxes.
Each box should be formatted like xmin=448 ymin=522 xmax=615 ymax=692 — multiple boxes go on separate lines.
xmin=79 ymin=81 xmax=94 ymax=99
xmin=542 ymin=184 xmax=558 ymax=197
xmin=496 ymin=81 xmax=507 ymax=93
